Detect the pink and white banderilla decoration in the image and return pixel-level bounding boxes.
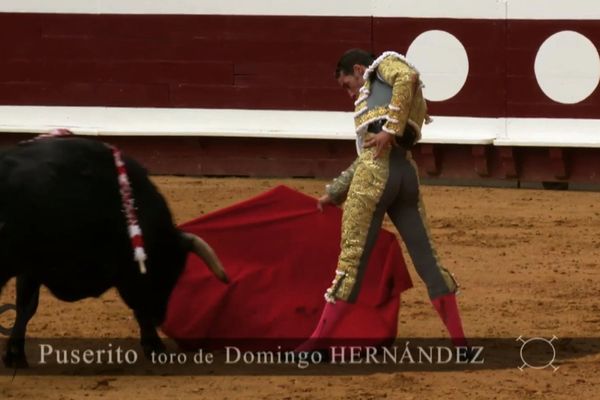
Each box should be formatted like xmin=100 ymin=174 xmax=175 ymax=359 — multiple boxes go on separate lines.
xmin=39 ymin=129 xmax=148 ymax=274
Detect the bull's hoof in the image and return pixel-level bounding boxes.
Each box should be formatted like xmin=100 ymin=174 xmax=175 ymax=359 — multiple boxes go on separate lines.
xmin=2 ymin=350 xmax=29 ymax=369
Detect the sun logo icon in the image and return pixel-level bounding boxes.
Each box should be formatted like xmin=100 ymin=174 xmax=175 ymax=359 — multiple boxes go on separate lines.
xmin=516 ymin=335 xmax=559 ymax=372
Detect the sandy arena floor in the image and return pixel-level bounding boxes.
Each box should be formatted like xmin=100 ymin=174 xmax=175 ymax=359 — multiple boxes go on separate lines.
xmin=1 ymin=177 xmax=599 ymax=399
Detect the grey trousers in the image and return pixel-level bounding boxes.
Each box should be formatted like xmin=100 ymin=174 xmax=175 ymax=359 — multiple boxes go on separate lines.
xmin=326 ymin=144 xmax=457 ymax=303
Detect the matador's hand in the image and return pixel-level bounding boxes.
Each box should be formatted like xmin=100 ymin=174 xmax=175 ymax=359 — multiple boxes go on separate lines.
xmin=363 ymin=131 xmax=393 ymax=159
xmin=317 ymin=194 xmax=334 ymax=212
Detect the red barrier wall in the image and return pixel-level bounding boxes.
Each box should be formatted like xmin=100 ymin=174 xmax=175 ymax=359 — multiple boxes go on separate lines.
xmin=1 ymin=13 xmax=599 ymax=118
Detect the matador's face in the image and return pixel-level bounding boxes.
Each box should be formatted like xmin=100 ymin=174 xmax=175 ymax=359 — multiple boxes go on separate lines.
xmin=337 ymin=64 xmax=367 ymax=100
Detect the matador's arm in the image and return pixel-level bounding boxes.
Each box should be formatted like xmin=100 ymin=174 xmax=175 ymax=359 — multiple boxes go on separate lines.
xmin=377 ymin=56 xmax=419 ymax=140
xmin=325 ymin=158 xmax=359 ymax=205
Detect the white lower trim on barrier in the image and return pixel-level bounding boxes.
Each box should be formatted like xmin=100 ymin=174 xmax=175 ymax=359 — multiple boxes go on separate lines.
xmin=0 ymin=106 xmax=355 ymax=140
xmin=419 ymin=116 xmax=500 ymax=145
xmin=494 ymin=118 xmax=600 ymax=148
xmin=0 ymin=106 xmax=598 ymax=148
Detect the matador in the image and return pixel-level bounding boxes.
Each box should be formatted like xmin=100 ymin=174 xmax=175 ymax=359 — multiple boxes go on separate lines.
xmin=298 ymin=49 xmax=468 ymax=351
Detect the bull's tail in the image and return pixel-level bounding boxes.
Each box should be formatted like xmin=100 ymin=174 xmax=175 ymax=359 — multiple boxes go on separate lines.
xmin=182 ymin=233 xmax=229 ymax=283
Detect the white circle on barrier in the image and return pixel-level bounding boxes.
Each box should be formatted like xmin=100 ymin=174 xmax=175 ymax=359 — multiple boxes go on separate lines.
xmin=406 ymin=30 xmax=469 ymax=101
xmin=534 ymin=31 xmax=600 ymax=104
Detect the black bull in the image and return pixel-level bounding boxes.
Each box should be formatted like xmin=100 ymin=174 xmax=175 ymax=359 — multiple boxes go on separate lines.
xmin=0 ymin=137 xmax=228 ymax=368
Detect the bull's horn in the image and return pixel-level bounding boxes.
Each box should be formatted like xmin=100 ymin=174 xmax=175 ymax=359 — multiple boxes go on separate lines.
xmin=182 ymin=233 xmax=229 ymax=283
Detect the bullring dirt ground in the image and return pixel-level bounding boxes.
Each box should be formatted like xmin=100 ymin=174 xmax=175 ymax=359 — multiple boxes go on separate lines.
xmin=1 ymin=177 xmax=599 ymax=399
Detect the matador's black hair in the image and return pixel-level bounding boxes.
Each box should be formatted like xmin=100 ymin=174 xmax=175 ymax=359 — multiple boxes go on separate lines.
xmin=335 ymin=48 xmax=376 ymax=78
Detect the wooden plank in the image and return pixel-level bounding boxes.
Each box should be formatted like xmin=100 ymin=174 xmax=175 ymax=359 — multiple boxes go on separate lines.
xmin=506 ymin=75 xmax=600 ymax=118
xmin=0 ymin=82 xmax=170 ymax=107
xmin=101 ymin=61 xmax=234 ymax=85
xmin=0 ymin=60 xmax=102 ymax=83
xmin=499 ymin=147 xmax=518 ymax=178
xmin=95 ymin=83 xmax=171 ymax=107
xmin=472 ymin=145 xmax=491 ymax=177
xmin=233 ymin=63 xmax=338 ymax=88
xmin=39 ymin=13 xmax=99 ymax=38
xmin=374 ymin=17 xmax=505 ymax=56
xmin=0 ymin=13 xmax=42 ymax=39
xmin=216 ymin=15 xmax=371 ymax=42
xmin=223 ymin=40 xmax=372 ymax=64
xmin=0 ymin=133 xmax=598 ymax=184
xmin=0 ymin=82 xmax=97 ymax=106
xmin=170 ymin=84 xmax=348 ymax=110
xmin=507 ymin=19 xmax=600 ymax=49
xmin=190 ymin=137 xmax=355 ymax=159
xmin=0 ymin=60 xmax=233 ymax=85
xmin=93 ymin=38 xmax=230 ymax=62
xmin=90 ymin=15 xmax=371 ymax=42
xmin=0 ymin=37 xmax=41 ymax=60
xmin=419 ymin=144 xmax=441 ymax=176
xmin=38 ymin=37 xmax=98 ymax=60
xmin=549 ymin=148 xmax=569 ymax=179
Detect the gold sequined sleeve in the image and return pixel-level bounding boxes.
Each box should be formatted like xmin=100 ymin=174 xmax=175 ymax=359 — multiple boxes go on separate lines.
xmin=325 ymin=158 xmax=358 ymax=205
xmin=377 ymin=56 xmax=418 ymax=138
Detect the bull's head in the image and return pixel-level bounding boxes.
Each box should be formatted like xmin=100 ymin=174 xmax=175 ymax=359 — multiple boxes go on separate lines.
xmin=145 ymin=230 xmax=229 ymax=327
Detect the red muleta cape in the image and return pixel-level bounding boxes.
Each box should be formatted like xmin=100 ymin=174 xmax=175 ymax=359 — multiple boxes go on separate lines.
xmin=162 ymin=185 xmax=412 ymax=350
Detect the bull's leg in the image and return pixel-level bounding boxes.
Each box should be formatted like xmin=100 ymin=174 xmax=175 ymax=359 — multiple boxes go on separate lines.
xmin=2 ymin=275 xmax=40 ymax=368
xmin=115 ymin=283 xmax=166 ymax=359
xmin=0 ymin=275 xmax=10 ymax=294
xmin=134 ymin=310 xmax=166 ymax=359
